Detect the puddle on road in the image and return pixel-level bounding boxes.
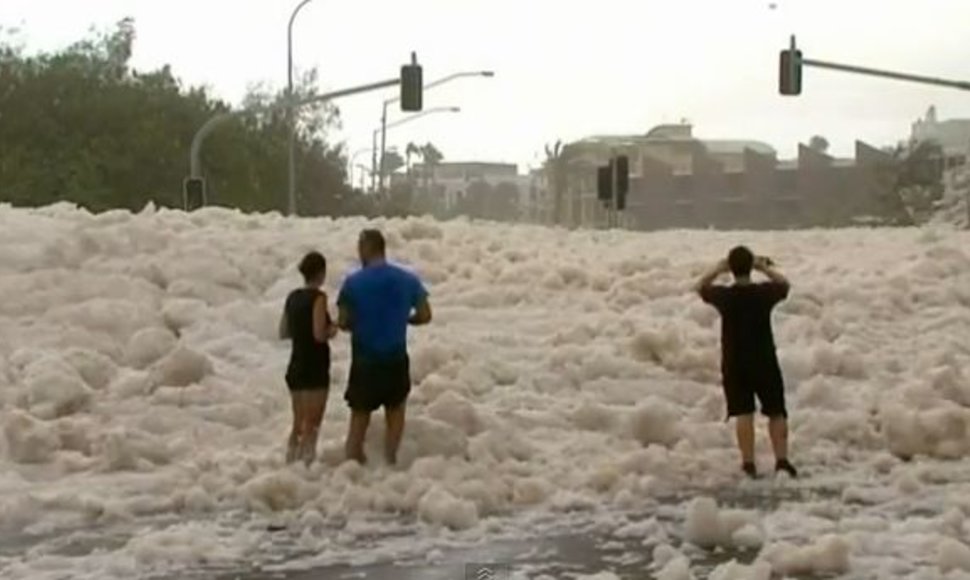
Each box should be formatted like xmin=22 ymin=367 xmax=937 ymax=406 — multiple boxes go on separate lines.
xmin=5 ymin=484 xmax=853 ymax=580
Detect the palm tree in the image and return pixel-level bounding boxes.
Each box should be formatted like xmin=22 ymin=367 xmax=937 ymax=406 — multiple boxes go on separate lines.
xmin=405 ymin=142 xmax=422 ymax=178
xmin=419 ymin=142 xmax=444 ymax=194
xmin=544 ymin=140 xmax=565 ymax=225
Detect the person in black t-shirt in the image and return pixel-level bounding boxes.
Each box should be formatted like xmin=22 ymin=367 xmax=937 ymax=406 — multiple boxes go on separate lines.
xmin=279 ymin=251 xmax=338 ymax=465
xmin=695 ymin=246 xmax=798 ymax=479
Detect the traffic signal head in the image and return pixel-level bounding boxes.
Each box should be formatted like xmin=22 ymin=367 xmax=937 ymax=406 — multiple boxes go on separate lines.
xmin=401 ymin=52 xmax=423 ymax=112
xmin=615 ymin=155 xmax=629 ymax=195
xmin=183 ymin=177 xmax=206 ymax=211
xmin=779 ymin=49 xmax=802 ymax=95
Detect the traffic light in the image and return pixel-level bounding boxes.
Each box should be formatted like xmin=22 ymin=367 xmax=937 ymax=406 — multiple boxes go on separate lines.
xmin=597 ymin=165 xmax=612 ymax=202
xmin=615 ymin=155 xmax=629 ymax=196
xmin=780 ymin=48 xmax=802 ymax=95
xmin=401 ymin=52 xmax=423 ymax=112
xmin=183 ymin=177 xmax=206 ymax=211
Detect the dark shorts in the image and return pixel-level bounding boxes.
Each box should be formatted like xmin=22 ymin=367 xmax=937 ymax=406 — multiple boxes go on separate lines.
xmin=286 ymin=353 xmax=330 ymax=391
xmin=345 ymin=354 xmax=411 ymax=412
xmin=286 ymin=371 xmax=330 ymax=391
xmin=286 ymin=360 xmax=330 ymax=391
xmin=722 ymin=367 xmax=787 ymax=419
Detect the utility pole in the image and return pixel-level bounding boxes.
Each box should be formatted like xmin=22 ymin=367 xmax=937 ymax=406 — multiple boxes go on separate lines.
xmin=286 ymin=0 xmax=315 ymax=216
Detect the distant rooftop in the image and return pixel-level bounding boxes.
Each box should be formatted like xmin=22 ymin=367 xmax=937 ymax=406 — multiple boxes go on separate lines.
xmin=576 ymin=133 xmax=776 ymax=156
xmin=413 ymin=161 xmax=517 ymax=169
xmin=703 ymin=140 xmax=776 ymax=156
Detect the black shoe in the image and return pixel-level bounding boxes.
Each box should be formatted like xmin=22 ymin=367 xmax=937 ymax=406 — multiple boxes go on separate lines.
xmin=776 ymin=459 xmax=798 ymax=478
xmin=742 ymin=462 xmax=758 ymax=479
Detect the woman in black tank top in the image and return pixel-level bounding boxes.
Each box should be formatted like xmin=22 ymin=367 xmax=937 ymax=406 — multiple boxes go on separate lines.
xmin=278 ymin=251 xmax=337 ymax=465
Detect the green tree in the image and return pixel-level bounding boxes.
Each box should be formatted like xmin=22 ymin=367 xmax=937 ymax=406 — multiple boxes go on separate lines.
xmin=380 ymin=150 xmax=405 ymax=178
xmin=809 ymin=135 xmax=830 ymax=154
xmin=0 ymin=20 xmax=350 ymax=215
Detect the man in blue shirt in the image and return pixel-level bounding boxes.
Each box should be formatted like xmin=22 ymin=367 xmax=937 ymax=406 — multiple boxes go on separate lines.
xmin=337 ymin=229 xmax=432 ymax=465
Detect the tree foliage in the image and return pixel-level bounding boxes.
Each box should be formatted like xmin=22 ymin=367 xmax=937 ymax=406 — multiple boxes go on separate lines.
xmin=808 ymin=135 xmax=830 ymax=154
xmin=0 ymin=20 xmax=352 ymax=215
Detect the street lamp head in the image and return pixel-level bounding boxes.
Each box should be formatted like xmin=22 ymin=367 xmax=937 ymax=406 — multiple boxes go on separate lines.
xmin=448 ymin=107 xmax=462 ymax=112
xmin=480 ymin=71 xmax=495 ymax=77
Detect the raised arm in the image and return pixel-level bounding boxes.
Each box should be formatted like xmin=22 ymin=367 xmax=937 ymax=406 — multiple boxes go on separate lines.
xmin=754 ymin=257 xmax=790 ymax=305
xmin=755 ymin=257 xmax=790 ymax=288
xmin=694 ymin=259 xmax=729 ymax=295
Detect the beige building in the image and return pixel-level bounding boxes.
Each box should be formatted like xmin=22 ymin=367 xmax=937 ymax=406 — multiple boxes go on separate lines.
xmin=539 ymin=123 xmax=904 ymax=230
xmin=911 ymin=106 xmax=970 ymax=169
xmin=540 ymin=123 xmax=777 ymax=227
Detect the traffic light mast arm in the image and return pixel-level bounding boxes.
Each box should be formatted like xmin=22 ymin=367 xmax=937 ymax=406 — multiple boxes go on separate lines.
xmin=800 ymin=57 xmax=970 ymax=92
xmin=189 ymin=77 xmax=401 ymax=177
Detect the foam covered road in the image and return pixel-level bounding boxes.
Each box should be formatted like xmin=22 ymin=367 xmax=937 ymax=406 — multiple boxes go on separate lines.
xmin=2 ymin=204 xmax=970 ymax=579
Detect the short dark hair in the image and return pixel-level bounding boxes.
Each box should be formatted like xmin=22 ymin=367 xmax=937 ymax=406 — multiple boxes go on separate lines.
xmin=298 ymin=251 xmax=327 ymax=282
xmin=728 ymin=245 xmax=754 ymax=277
xmin=359 ymin=229 xmax=386 ymax=255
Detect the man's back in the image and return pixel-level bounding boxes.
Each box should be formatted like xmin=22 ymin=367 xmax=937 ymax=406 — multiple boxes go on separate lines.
xmin=338 ymin=262 xmax=426 ymax=359
xmin=700 ymin=282 xmax=788 ymax=369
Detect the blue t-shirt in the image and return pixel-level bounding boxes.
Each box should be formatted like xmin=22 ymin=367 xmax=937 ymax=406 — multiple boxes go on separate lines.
xmin=337 ymin=261 xmax=428 ymax=360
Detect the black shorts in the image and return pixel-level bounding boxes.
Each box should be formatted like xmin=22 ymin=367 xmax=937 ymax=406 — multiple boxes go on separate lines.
xmin=286 ymin=371 xmax=330 ymax=391
xmin=345 ymin=354 xmax=411 ymax=412
xmin=722 ymin=368 xmax=787 ymax=419
xmin=286 ymin=347 xmax=330 ymax=391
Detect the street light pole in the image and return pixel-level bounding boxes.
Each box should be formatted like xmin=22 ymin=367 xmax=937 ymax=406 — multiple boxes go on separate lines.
xmin=287 ymin=0 xmax=315 ymax=217
xmin=348 ymin=148 xmax=372 ymax=189
xmin=378 ymin=70 xmax=494 ymax=195
xmin=371 ymin=131 xmax=379 ymax=192
xmin=373 ymin=106 xmax=461 ymax=195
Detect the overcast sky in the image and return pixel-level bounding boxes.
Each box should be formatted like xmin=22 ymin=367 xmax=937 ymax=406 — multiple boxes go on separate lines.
xmin=3 ymin=0 xmax=969 ymax=173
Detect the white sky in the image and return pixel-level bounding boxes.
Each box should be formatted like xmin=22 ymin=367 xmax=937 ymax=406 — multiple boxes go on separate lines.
xmin=2 ymin=0 xmax=970 ymax=173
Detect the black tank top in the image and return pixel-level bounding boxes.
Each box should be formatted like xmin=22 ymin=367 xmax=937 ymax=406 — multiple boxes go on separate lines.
xmin=285 ymin=288 xmax=331 ymax=378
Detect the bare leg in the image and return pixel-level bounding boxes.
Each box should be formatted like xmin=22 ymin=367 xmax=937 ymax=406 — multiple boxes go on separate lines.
xmin=300 ymin=390 xmax=328 ymax=466
xmin=345 ymin=410 xmax=371 ymax=464
xmin=735 ymin=414 xmax=756 ymax=465
xmin=287 ymin=392 xmax=306 ymax=464
xmin=384 ymin=402 xmax=407 ymax=466
xmin=768 ymin=416 xmax=789 ymax=461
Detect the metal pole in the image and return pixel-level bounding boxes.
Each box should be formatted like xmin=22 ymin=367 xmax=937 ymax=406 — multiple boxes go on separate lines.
xmin=348 ymin=148 xmax=372 ymax=191
xmin=287 ymin=0 xmax=315 ymax=216
xmin=610 ymin=151 xmax=618 ymax=229
xmin=378 ymin=70 xmax=493 ymax=197
xmin=379 ymin=101 xmax=389 ymax=195
xmin=801 ymin=57 xmax=970 ymax=91
xmin=371 ymin=129 xmax=379 ymax=193
xmin=190 ymin=78 xmax=400 ymax=191
xmin=190 ymin=112 xmax=232 ymax=178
